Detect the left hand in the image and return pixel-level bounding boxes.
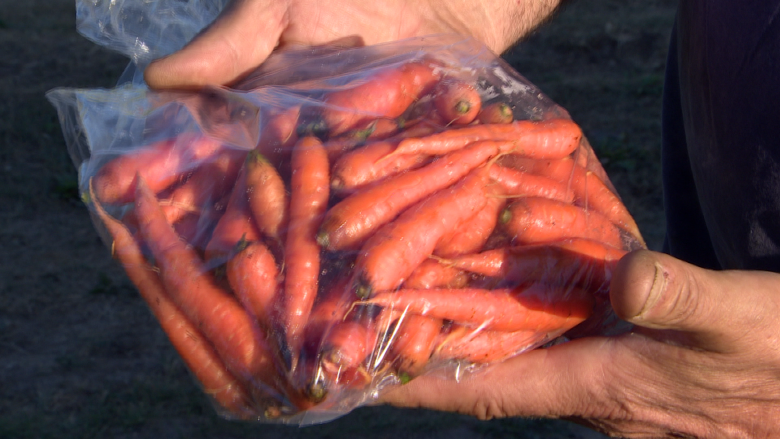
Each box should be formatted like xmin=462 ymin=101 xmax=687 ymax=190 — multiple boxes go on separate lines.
xmin=143 ymin=0 xmax=562 ymax=89
xmin=380 ymin=250 xmax=780 ymax=438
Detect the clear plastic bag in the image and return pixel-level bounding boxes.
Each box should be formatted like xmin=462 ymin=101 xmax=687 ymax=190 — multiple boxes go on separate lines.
xmin=48 ymin=0 xmax=644 ymax=426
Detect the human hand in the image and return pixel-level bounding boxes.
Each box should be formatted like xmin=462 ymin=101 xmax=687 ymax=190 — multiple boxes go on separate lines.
xmin=143 ymin=0 xmax=562 ymax=89
xmin=380 ymin=250 xmax=780 ymax=438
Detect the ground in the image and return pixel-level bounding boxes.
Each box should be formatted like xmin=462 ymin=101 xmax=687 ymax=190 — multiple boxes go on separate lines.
xmin=0 ymin=0 xmax=675 ymax=437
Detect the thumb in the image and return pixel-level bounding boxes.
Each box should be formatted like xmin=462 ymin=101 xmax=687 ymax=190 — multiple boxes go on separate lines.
xmin=609 ymin=249 xmax=777 ymax=351
xmin=144 ymin=0 xmax=288 ymax=89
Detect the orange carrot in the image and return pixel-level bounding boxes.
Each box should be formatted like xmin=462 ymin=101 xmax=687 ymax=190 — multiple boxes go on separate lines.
xmin=438 ymin=238 xmax=627 ymax=291
xmin=477 ymin=102 xmax=514 ymax=124
xmin=403 ymin=259 xmax=470 ymax=289
xmin=244 ymin=150 xmax=288 ymax=241
xmin=366 ymin=284 xmax=594 ymax=333
xmin=158 ymin=148 xmax=246 ymax=226
xmin=170 ymin=212 xmax=206 ymax=248
xmin=349 ymin=117 xmax=402 ymax=141
xmin=282 ymin=136 xmax=330 ymax=369
xmin=572 ymin=170 xmax=643 ymax=246
xmin=390 ymin=315 xmax=442 ymax=376
xmin=434 ymin=194 xmax=506 ymax=258
xmin=501 ymin=197 xmax=626 ymax=249
xmin=256 ymin=105 xmax=301 ymax=169
xmin=330 ymin=139 xmax=432 ymax=193
xmin=391 ymin=118 xmax=582 ymax=159
xmin=91 ymin=184 xmax=257 ymax=418
xmin=435 ymin=326 xmax=542 ymax=364
xmin=302 ymin=278 xmax=354 ymax=354
xmin=575 ymin=137 xmax=612 ymax=185
xmin=487 ymin=165 xmax=575 ymax=204
xmin=432 ymin=77 xmax=482 ymax=125
xmin=226 ymin=241 xmax=280 ymax=329
xmin=132 ymin=176 xmax=277 ymax=386
xmin=93 ymin=133 xmax=224 ymax=204
xmin=314 ymin=60 xmax=440 ymax=136
xmin=320 ymin=321 xmax=377 ymax=372
xmin=499 ymin=156 xmax=643 ymax=245
xmin=355 ymin=167 xmax=490 ymax=296
xmin=319 ymin=139 xmax=503 ymax=252
xmin=204 ymin=167 xmax=262 ymax=266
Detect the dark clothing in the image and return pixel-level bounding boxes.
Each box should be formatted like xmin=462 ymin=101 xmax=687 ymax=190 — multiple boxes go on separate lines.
xmin=662 ymin=1 xmax=780 ymax=270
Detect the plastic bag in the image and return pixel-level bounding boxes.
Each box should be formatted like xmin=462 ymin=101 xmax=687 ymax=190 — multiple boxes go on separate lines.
xmin=48 ymin=1 xmax=644 ymax=426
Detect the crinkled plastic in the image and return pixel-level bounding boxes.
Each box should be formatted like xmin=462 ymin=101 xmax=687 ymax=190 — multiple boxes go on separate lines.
xmin=47 ymin=0 xmax=644 ymax=426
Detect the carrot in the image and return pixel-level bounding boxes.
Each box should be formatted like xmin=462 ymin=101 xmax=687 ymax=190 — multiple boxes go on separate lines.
xmin=487 ymin=165 xmax=575 ymax=204
xmin=403 ymin=258 xmax=470 ymax=289
xmin=399 ymin=97 xmax=446 ymax=128
xmin=390 ymin=315 xmax=442 ymax=376
xmin=132 ymin=176 xmax=278 ymax=387
xmin=501 ymin=158 xmax=644 ymax=245
xmin=90 ymin=183 xmax=258 ymax=419
xmin=93 ymin=133 xmax=224 ymax=204
xmin=315 ymin=317 xmax=379 ymax=396
xmin=432 ymin=77 xmax=482 ymax=125
xmin=256 ymin=105 xmax=301 ymax=169
xmin=323 ymin=137 xmax=362 ymax=163
xmin=500 ymin=197 xmax=626 ymax=249
xmin=390 ymin=118 xmax=582 ymax=159
xmin=282 ymin=136 xmax=330 ymax=369
xmin=204 ymin=167 xmax=262 ymax=266
xmin=330 ymin=139 xmax=432 ymax=193
xmin=435 ymin=326 xmax=542 ymax=364
xmin=477 ymin=102 xmax=514 ymax=124
xmin=355 ymin=167 xmax=490 ymax=296
xmin=320 ymin=321 xmax=377 ymax=374
xmin=302 ymin=278 xmax=354 ymax=354
xmin=158 ymin=148 xmax=246 ymax=226
xmin=312 ymin=60 xmax=440 ymax=136
xmin=319 ymin=139 xmax=503 ymax=252
xmin=170 ymin=212 xmax=206 ymax=248
xmin=244 ymin=150 xmax=288 ymax=241
xmin=396 ymin=119 xmax=442 ymax=138
xmin=434 ymin=193 xmax=506 ymax=258
xmin=349 ymin=117 xmax=402 ymax=141
xmin=226 ymin=241 xmax=280 ymax=329
xmin=576 ymin=137 xmax=612 ymax=186
xmin=573 ymin=170 xmax=643 ymax=246
xmin=437 ymin=238 xmax=627 ymax=291
xmin=366 ymin=285 xmax=594 ymax=333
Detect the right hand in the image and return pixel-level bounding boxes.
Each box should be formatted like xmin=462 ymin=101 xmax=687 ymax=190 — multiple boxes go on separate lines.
xmin=381 ymin=250 xmax=780 ymax=437
xmin=144 ymin=0 xmax=563 ymax=89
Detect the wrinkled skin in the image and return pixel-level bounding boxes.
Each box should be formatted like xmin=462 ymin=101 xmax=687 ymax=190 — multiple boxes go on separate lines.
xmin=382 ymin=251 xmax=780 ymax=438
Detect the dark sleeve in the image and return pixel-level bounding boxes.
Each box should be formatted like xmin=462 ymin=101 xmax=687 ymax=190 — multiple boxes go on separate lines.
xmin=661 ymin=0 xmax=780 ymax=271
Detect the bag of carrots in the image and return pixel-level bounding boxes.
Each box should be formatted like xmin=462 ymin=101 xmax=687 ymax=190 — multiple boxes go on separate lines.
xmin=48 ymin=2 xmax=645 ymax=423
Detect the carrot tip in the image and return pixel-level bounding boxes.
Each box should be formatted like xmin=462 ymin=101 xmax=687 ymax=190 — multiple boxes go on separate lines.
xmin=264 ymin=406 xmax=283 ymax=419
xmin=355 ymin=281 xmax=372 ymax=300
xmin=246 ymin=149 xmax=269 ymax=166
xmin=315 ymin=230 xmax=330 ymax=249
xmin=305 ymin=380 xmax=328 ymax=403
xmin=297 ymin=116 xmax=328 ymax=140
xmin=330 ymin=177 xmax=345 ymax=190
xmin=499 ymin=208 xmax=513 ymax=225
xmin=454 ymin=101 xmax=471 ymax=115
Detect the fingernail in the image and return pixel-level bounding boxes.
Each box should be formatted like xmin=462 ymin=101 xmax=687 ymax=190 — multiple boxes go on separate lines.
xmin=634 ymin=261 xmax=667 ymax=319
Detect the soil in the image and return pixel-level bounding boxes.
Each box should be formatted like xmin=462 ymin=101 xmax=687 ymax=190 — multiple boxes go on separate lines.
xmin=0 ymin=0 xmax=675 ymax=437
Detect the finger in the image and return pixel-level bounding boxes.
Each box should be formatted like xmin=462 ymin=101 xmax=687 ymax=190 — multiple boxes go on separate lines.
xmin=144 ymin=0 xmax=289 ymax=89
xmin=610 ymin=250 xmax=780 ymax=351
xmin=380 ymin=337 xmax=616 ymax=421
